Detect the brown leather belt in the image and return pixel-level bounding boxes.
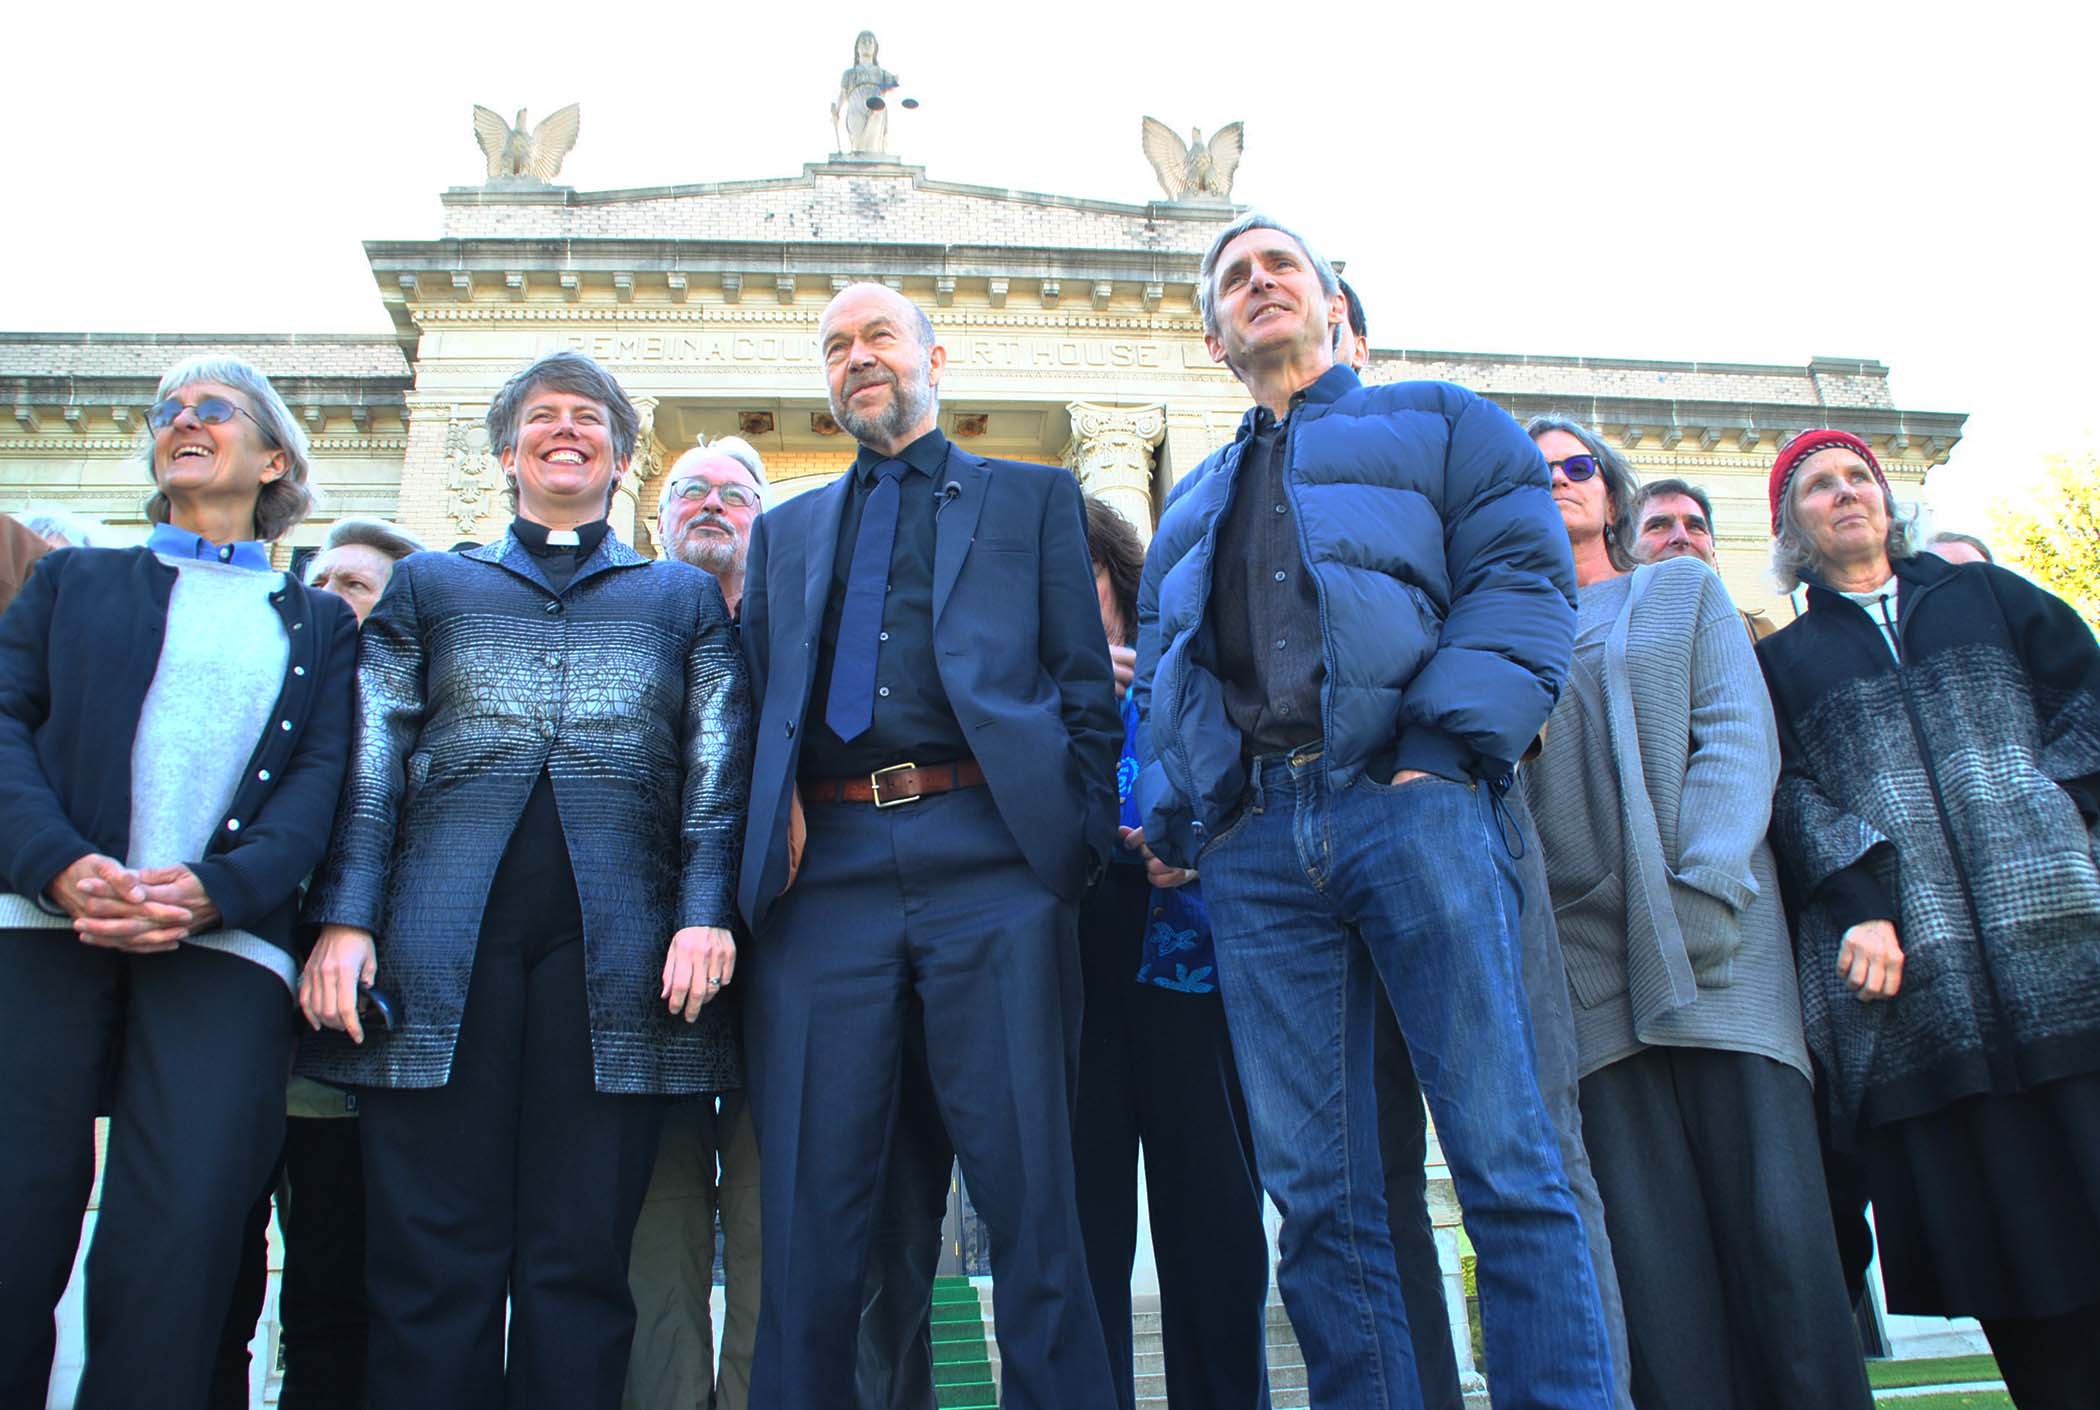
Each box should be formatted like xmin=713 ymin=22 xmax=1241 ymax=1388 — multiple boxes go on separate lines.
xmin=804 ymin=758 xmax=986 ymax=808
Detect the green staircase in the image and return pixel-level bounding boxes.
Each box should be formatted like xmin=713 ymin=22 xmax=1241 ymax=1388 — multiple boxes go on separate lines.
xmin=931 ymin=1276 xmax=997 ymax=1408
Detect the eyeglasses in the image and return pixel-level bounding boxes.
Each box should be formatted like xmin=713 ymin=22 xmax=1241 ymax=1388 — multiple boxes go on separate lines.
xmin=1544 ymin=454 xmax=1601 ymax=482
xmin=147 ymin=395 xmax=275 ymax=443
xmin=668 ymin=478 xmax=761 ymax=509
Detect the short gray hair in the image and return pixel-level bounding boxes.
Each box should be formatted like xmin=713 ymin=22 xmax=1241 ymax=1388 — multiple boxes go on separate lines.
xmin=1631 ymin=477 xmax=1715 ymax=532
xmin=658 ymin=436 xmax=769 ymax=520
xmin=1769 ymin=454 xmax=1918 ymax=593
xmin=1929 ymin=529 xmax=1994 ymax=564
xmin=487 ymin=349 xmax=640 ymax=512
xmin=1527 ymin=414 xmax=1639 ymax=573
xmin=17 ymin=506 xmax=110 ymax=548
xmin=143 ymin=356 xmax=314 ymax=542
xmin=1196 ymin=212 xmax=1341 ymax=341
xmin=320 ymin=518 xmax=426 ymax=563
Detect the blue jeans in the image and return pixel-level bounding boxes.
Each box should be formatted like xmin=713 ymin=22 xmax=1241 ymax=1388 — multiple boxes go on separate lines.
xmin=1200 ymin=755 xmax=1614 ymax=1410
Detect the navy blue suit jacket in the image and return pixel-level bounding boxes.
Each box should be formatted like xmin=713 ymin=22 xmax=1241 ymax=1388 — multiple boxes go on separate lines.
xmin=738 ymin=447 xmax=1120 ymax=931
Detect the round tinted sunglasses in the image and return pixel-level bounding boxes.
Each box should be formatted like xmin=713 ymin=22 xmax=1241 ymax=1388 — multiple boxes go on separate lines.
xmin=147 ymin=395 xmax=275 ymax=443
xmin=1545 ymin=453 xmax=1601 ymax=482
xmin=668 ymin=478 xmax=761 ymax=509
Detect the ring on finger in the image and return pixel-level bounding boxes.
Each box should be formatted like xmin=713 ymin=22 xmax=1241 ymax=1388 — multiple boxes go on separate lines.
xmin=707 ymin=976 xmax=724 ymax=987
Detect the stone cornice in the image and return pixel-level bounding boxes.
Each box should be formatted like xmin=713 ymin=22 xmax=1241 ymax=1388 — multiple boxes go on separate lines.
xmin=438 ymin=161 xmax=1240 ymax=228
xmin=399 ymin=303 xmax=1202 ymax=333
xmin=0 ymin=435 xmax=407 ymax=454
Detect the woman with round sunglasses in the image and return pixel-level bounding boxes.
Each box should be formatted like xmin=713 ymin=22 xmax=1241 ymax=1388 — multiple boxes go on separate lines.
xmin=0 ymin=356 xmax=358 ymax=1410
xmin=1518 ymin=414 xmax=1869 ymax=1410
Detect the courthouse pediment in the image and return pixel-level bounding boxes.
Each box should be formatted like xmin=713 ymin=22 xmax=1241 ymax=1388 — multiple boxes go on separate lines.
xmin=437 ymin=161 xmax=1232 ymax=255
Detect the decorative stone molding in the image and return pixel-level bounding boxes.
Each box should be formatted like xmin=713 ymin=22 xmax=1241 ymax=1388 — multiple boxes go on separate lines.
xmin=1064 ymin=402 xmax=1166 ymax=543
xmin=442 ymin=410 xmax=502 ymax=535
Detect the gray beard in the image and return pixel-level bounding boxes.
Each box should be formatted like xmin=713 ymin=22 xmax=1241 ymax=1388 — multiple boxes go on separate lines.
xmin=669 ymin=528 xmax=739 ymax=576
xmin=834 ymin=366 xmax=934 ymax=448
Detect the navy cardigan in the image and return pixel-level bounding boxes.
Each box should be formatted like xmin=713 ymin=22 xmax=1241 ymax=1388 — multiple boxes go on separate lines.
xmin=0 ymin=546 xmax=358 ymax=958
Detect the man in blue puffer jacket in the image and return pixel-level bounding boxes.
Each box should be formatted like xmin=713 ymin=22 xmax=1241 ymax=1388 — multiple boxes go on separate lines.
xmin=1129 ymin=213 xmax=1614 ymax=1410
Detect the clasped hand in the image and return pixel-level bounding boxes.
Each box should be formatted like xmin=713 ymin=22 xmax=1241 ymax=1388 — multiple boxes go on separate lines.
xmin=49 ymin=853 xmax=219 ymax=953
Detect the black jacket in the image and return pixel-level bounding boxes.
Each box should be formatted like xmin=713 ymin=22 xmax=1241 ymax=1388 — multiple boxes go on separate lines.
xmin=1759 ymin=553 xmax=2100 ymax=1139
xmin=0 ymin=545 xmax=358 ymax=955
xmin=299 ymin=532 xmax=752 ymax=1096
xmin=737 ymin=447 xmax=1120 ymax=929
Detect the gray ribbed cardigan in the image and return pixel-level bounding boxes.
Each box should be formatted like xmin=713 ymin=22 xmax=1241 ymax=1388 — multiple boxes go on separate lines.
xmin=1524 ymin=556 xmax=1808 ymax=1080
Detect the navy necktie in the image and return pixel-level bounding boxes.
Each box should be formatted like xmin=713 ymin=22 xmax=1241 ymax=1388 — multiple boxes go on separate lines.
xmin=825 ymin=458 xmax=908 ymax=742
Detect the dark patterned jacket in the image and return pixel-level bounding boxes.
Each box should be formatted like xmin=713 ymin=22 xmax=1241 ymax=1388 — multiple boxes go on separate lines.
xmin=1758 ymin=553 xmax=2100 ymax=1142
xmin=299 ymin=531 xmax=752 ymax=1095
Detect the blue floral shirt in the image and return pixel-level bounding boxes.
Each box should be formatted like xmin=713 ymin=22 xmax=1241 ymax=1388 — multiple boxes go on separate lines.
xmin=1117 ymin=697 xmax=1221 ymax=995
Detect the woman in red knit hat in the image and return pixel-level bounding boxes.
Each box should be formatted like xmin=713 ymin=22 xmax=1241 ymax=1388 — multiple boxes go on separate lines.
xmin=1757 ymin=428 xmax=2100 ymax=1407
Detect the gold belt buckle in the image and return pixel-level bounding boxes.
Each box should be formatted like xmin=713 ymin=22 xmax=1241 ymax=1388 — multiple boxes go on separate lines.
xmin=870 ymin=760 xmax=921 ymax=807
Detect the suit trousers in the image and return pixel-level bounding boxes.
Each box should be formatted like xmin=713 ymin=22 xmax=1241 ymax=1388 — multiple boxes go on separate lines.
xmin=744 ymin=785 xmax=1113 ymax=1410
xmin=0 ymin=932 xmax=292 ymax=1410
xmin=855 ymin=1002 xmax=951 ymax=1410
xmin=358 ymin=916 xmax=664 ymax=1410
xmin=1070 ymin=865 xmax=1272 ymax=1410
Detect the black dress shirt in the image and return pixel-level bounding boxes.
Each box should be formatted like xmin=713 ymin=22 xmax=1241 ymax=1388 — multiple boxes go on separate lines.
xmin=799 ymin=430 xmax=969 ymax=780
xmin=485 ymin=516 xmax=605 ymax=941
xmin=1211 ymin=401 xmax=1326 ymax=757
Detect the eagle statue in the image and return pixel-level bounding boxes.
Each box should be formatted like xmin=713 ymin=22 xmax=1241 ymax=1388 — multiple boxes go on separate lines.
xmin=1141 ymin=118 xmax=1245 ymax=203
xmin=472 ymin=103 xmax=582 ymax=184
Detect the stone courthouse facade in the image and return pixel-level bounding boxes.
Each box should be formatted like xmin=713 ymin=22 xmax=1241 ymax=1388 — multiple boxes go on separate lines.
xmin=0 ymin=128 xmax=1962 ymax=627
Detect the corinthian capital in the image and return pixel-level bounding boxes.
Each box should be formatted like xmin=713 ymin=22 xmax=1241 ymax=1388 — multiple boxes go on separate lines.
xmin=1065 ymin=402 xmax=1167 ymax=543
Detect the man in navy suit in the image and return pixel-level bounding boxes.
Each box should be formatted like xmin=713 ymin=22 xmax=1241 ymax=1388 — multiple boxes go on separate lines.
xmin=737 ymin=282 xmax=1121 ymax=1410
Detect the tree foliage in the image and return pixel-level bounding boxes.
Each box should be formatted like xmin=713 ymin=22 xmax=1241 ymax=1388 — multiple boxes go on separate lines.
xmin=1995 ymin=448 xmax=2100 ymax=633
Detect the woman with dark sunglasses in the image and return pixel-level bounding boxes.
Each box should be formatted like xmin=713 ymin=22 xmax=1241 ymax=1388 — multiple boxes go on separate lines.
xmin=0 ymin=356 xmax=358 ymax=1410
xmin=1517 ymin=414 xmax=1871 ymax=1410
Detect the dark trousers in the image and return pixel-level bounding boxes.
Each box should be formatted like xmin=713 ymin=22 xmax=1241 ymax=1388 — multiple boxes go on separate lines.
xmin=1579 ymin=1047 xmax=1870 ymax=1410
xmin=745 ymin=786 xmax=1112 ymax=1410
xmin=0 ymin=933 xmax=291 ymax=1410
xmin=212 ymin=1171 xmax=278 ymax=1410
xmin=358 ymin=918 xmax=663 ymax=1410
xmin=280 ymin=1117 xmax=369 ymax=1408
xmin=854 ymin=1001 xmax=950 ymax=1410
xmin=212 ymin=1118 xmax=369 ymax=1410
xmin=1070 ymin=865 xmax=1271 ymax=1410
xmin=1980 ymin=1299 xmax=2100 ymax=1410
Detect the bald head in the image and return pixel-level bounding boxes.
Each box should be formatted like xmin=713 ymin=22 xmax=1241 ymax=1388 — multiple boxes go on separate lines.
xmin=819 ymin=283 xmax=945 ymax=455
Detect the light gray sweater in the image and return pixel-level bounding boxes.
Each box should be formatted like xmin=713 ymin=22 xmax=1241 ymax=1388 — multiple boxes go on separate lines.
xmin=1524 ymin=557 xmax=1808 ymax=1080
xmin=0 ymin=556 xmax=293 ymax=985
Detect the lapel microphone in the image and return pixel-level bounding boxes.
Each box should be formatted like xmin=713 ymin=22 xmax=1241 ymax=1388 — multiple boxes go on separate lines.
xmin=936 ymin=480 xmax=962 ymax=519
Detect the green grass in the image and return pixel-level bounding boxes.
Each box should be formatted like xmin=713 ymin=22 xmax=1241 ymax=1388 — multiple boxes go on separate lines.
xmin=1867 ymin=1354 xmax=2001 ymax=1389
xmin=1876 ymin=1393 xmax=2012 ymax=1409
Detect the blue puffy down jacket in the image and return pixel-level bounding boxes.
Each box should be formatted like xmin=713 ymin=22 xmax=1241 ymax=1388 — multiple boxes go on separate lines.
xmin=1133 ymin=364 xmax=1577 ymax=869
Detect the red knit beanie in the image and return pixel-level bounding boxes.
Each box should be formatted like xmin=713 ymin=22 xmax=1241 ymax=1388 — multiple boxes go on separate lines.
xmin=1768 ymin=430 xmax=1886 ymax=534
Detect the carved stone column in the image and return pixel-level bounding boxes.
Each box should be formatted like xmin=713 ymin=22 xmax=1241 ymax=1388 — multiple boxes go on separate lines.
xmin=614 ymin=396 xmax=664 ymax=549
xmin=1064 ymin=402 xmax=1166 ymax=545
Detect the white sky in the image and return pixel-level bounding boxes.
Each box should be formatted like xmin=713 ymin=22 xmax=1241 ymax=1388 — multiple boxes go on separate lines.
xmin=4 ymin=0 xmax=2092 ymax=531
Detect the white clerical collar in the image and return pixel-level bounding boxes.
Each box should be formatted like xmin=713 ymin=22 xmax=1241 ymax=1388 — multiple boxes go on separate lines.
xmin=544 ymin=528 xmax=581 ymax=548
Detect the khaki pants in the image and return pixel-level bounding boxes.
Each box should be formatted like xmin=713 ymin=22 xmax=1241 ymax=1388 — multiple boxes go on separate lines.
xmin=624 ymin=1094 xmax=761 ymax=1410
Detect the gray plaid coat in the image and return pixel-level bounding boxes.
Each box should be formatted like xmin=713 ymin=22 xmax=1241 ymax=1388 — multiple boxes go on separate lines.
xmin=1759 ymin=552 xmax=2100 ymax=1142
